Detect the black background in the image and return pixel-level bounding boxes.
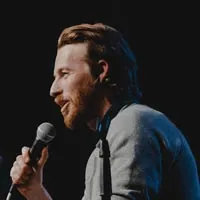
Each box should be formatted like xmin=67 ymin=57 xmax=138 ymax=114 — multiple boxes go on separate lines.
xmin=0 ymin=1 xmax=199 ymax=199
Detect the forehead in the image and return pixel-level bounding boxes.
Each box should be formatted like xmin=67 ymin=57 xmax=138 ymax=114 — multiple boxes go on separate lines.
xmin=54 ymin=43 xmax=88 ymax=71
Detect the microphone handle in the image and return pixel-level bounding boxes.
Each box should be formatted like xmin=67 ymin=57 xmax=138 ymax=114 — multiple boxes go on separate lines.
xmin=29 ymin=139 xmax=47 ymax=166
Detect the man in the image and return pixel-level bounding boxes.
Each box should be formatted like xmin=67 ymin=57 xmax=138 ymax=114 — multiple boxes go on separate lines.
xmin=9 ymin=23 xmax=200 ymax=199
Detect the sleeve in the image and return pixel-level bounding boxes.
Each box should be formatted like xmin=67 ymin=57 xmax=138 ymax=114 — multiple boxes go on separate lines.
xmin=107 ymin=109 xmax=163 ymax=200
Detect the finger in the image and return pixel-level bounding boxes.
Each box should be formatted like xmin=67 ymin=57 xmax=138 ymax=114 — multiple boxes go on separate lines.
xmin=11 ymin=158 xmax=33 ymax=185
xmin=21 ymin=146 xmax=31 ymax=164
xmin=12 ymin=173 xmax=31 ymax=185
xmin=15 ymin=155 xmax=32 ymax=174
xmin=10 ymin=166 xmax=30 ymax=185
xmin=11 ymin=172 xmax=21 ymax=184
xmin=10 ymin=159 xmax=21 ymax=178
xmin=37 ymin=146 xmax=49 ymax=168
xmin=10 ymin=165 xmax=18 ymax=183
xmin=18 ymin=172 xmax=33 ymax=185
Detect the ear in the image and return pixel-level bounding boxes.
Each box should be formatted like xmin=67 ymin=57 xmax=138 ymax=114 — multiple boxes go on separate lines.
xmin=97 ymin=59 xmax=109 ymax=83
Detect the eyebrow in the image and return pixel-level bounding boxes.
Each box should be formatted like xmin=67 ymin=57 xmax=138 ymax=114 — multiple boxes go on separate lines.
xmin=53 ymin=66 xmax=72 ymax=77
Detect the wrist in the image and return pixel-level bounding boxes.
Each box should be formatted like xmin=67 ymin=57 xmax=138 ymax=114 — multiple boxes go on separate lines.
xmin=25 ymin=185 xmax=52 ymax=200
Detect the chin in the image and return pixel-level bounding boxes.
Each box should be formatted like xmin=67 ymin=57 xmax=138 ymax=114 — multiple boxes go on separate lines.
xmin=62 ymin=100 xmax=91 ymax=130
xmin=63 ymin=115 xmax=74 ymax=130
xmin=63 ymin=113 xmax=82 ymax=130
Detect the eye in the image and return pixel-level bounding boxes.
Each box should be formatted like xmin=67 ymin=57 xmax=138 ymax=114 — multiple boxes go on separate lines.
xmin=61 ymin=70 xmax=69 ymax=77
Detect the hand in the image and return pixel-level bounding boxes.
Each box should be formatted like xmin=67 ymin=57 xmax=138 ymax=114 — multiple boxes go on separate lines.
xmin=10 ymin=146 xmax=49 ymax=198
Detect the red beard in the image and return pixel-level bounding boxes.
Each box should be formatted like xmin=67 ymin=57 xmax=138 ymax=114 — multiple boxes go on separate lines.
xmin=63 ymin=79 xmax=98 ymax=130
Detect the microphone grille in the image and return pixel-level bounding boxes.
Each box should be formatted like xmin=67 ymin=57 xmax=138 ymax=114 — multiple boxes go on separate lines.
xmin=36 ymin=122 xmax=56 ymax=143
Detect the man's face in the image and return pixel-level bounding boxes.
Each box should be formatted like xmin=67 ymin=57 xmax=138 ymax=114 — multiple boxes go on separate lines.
xmin=50 ymin=43 xmax=97 ymax=129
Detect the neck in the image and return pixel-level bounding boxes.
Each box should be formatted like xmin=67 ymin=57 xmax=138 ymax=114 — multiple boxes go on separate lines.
xmin=87 ymin=97 xmax=112 ymax=131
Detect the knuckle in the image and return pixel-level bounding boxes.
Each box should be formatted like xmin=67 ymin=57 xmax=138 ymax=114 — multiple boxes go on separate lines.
xmin=16 ymin=155 xmax=22 ymax=161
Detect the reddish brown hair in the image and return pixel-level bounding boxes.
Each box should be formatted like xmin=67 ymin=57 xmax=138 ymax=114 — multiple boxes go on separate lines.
xmin=57 ymin=23 xmax=142 ymax=102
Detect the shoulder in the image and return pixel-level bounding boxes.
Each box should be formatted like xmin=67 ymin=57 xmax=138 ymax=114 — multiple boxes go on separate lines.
xmin=108 ymin=103 xmax=183 ymax=154
xmin=107 ymin=103 xmax=163 ymax=144
xmin=111 ymin=103 xmax=165 ymax=129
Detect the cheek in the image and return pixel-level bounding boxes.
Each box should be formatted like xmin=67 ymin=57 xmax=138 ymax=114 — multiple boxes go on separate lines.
xmin=62 ymin=74 xmax=95 ymax=98
xmin=61 ymin=78 xmax=82 ymax=99
xmin=60 ymin=79 xmax=72 ymax=99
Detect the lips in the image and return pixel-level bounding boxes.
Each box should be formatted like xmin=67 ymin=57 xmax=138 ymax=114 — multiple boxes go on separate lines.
xmin=54 ymin=96 xmax=70 ymax=115
xmin=60 ymin=102 xmax=69 ymax=114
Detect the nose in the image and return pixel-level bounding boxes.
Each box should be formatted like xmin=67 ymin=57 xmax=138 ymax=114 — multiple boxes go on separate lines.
xmin=50 ymin=79 xmax=61 ymax=97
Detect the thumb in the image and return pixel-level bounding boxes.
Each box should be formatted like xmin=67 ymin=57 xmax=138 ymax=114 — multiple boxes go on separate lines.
xmin=37 ymin=146 xmax=49 ymax=168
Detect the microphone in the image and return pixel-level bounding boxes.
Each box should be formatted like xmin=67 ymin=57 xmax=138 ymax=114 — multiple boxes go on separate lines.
xmin=6 ymin=122 xmax=56 ymax=200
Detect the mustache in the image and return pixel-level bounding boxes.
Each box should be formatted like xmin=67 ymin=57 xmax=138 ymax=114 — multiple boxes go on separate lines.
xmin=54 ymin=77 xmax=100 ymax=106
xmin=54 ymin=94 xmax=66 ymax=107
